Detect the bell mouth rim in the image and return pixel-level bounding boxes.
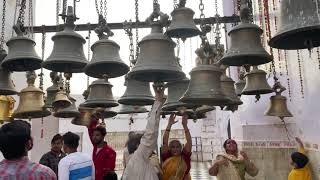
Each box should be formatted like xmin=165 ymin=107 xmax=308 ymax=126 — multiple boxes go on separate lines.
xmin=162 ymin=103 xmax=198 ymax=112
xmin=42 ymin=61 xmax=88 ymax=74
xmin=53 ymin=112 xmax=81 ymax=118
xmin=180 ymin=96 xmax=231 ymax=106
xmin=84 ymin=62 xmax=129 ymax=79
xmin=128 ymin=70 xmax=186 ymax=83
xmin=268 ymin=25 xmax=320 ymax=50
xmin=165 ymin=28 xmax=200 ymax=39
xmin=241 ymin=89 xmax=274 ymax=95
xmin=118 ymin=98 xmax=155 ymax=106
xmin=220 ymin=55 xmax=272 ymax=66
xmin=12 ymin=109 xmax=51 ymax=119
xmin=1 ymin=59 xmax=43 ymax=72
xmin=81 ymin=100 xmax=119 ymax=108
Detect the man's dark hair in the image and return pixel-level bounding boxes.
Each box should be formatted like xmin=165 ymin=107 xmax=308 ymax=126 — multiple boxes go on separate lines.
xmin=127 ymin=133 xmax=143 ymax=154
xmin=291 ymin=152 xmax=309 ymax=169
xmin=62 ymin=132 xmax=79 ymax=149
xmin=0 ymin=120 xmax=31 ymax=160
xmin=51 ymin=134 xmax=63 ymax=144
xmin=94 ymin=126 xmax=107 ymax=137
xmin=103 ymin=171 xmax=118 ymax=180
xmin=223 ymin=138 xmax=237 ymax=150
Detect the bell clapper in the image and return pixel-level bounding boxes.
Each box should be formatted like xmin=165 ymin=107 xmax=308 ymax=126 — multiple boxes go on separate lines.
xmin=255 ymin=94 xmax=260 ymax=102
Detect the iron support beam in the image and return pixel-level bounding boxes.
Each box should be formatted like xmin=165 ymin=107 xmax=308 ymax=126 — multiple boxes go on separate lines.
xmin=27 ymin=15 xmax=240 ymax=33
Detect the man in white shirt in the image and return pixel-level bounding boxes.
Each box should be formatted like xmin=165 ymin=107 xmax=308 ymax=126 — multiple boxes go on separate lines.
xmin=58 ymin=132 xmax=94 ymax=180
xmin=122 ymin=83 xmax=164 ymax=180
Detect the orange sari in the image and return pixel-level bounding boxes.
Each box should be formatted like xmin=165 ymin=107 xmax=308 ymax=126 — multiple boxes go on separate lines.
xmin=162 ymin=156 xmax=191 ymax=180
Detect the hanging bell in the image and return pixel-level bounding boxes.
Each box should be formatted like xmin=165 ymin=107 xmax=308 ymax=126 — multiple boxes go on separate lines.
xmin=71 ymin=107 xmax=96 ymax=126
xmin=220 ymin=2 xmax=272 ymax=66
xmin=13 ymin=71 xmax=51 ymax=119
xmin=82 ymin=78 xmax=118 ymax=108
xmin=162 ymin=78 xmax=197 ymax=111
xmin=118 ymin=105 xmax=148 ymax=114
xmin=269 ymin=0 xmax=320 ymax=50
xmin=221 ymin=71 xmax=243 ymax=106
xmin=180 ymin=64 xmax=231 ymax=106
xmin=85 ymin=38 xmax=129 ymax=78
xmin=0 ymin=49 xmax=17 ymax=95
xmin=265 ymin=82 xmax=293 ymax=120
xmin=128 ymin=23 xmax=185 ymax=82
xmin=242 ymin=66 xmax=273 ymax=96
xmin=118 ymin=76 xmax=155 ymax=106
xmin=52 ymin=88 xmax=72 ymax=110
xmin=1 ymin=25 xmax=42 ymax=71
xmin=0 ymin=96 xmax=15 ymax=124
xmin=42 ymin=6 xmax=87 ymax=73
xmin=54 ymin=96 xmax=80 ymax=118
xmin=166 ymin=5 xmax=200 ymax=39
xmin=44 ymin=72 xmax=60 ymax=108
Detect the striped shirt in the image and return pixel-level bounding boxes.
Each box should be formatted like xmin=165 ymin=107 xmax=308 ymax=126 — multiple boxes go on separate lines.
xmin=58 ymin=152 xmax=94 ymax=180
xmin=0 ymin=156 xmax=57 ymax=180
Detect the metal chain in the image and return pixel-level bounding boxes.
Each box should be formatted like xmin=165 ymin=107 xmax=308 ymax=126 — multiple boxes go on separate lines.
xmin=56 ymin=0 xmax=60 ymax=25
xmin=297 ymin=50 xmax=304 ymax=98
xmin=95 ymin=0 xmax=107 ymax=21
xmin=214 ymin=0 xmax=218 ymax=15
xmin=104 ymin=0 xmax=107 ymax=21
xmin=86 ymin=24 xmax=91 ymax=88
xmin=17 ymin=0 xmax=26 ymax=27
xmin=173 ymin=0 xmax=178 ymax=8
xmin=124 ymin=20 xmax=134 ymax=67
xmin=199 ymin=0 xmax=205 ymax=26
xmin=12 ymin=0 xmax=19 ymax=36
xmin=39 ymin=29 xmax=46 ymax=90
xmin=100 ymin=0 xmax=103 ymax=16
xmin=95 ymin=0 xmax=100 ymax=15
xmin=263 ymin=0 xmax=274 ymax=75
xmin=176 ymin=38 xmax=180 ymax=58
xmin=28 ymin=0 xmax=34 ymax=38
xmin=284 ymin=50 xmax=291 ymax=101
xmin=135 ymin=0 xmax=140 ymax=60
xmin=317 ymin=47 xmax=320 ymax=70
xmin=0 ymin=0 xmax=6 ymax=49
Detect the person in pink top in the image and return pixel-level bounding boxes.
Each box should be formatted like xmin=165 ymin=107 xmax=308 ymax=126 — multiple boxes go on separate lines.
xmin=0 ymin=120 xmax=56 ymax=180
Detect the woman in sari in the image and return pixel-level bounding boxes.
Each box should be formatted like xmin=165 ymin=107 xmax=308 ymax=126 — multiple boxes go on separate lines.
xmin=209 ymin=139 xmax=259 ymax=180
xmin=161 ymin=113 xmax=192 ymax=180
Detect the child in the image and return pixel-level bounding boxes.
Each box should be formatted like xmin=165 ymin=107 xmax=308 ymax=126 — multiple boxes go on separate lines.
xmin=288 ymin=137 xmax=311 ymax=180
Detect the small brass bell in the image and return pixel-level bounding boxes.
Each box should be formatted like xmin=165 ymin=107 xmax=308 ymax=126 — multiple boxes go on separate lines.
xmin=118 ymin=105 xmax=148 ymax=114
xmin=269 ymin=0 xmax=320 ymax=50
xmin=220 ymin=1 xmax=272 ymax=66
xmin=0 ymin=49 xmax=17 ymax=95
xmin=162 ymin=78 xmax=197 ymax=111
xmin=42 ymin=6 xmax=87 ymax=73
xmin=1 ymin=25 xmax=42 ymax=71
xmin=82 ymin=78 xmax=118 ymax=108
xmin=54 ymin=96 xmax=80 ymax=118
xmin=265 ymin=81 xmax=293 ymax=120
xmin=166 ymin=1 xmax=200 ymax=39
xmin=13 ymin=71 xmax=51 ymax=119
xmin=71 ymin=107 xmax=96 ymax=126
xmin=0 ymin=96 xmax=15 ymax=124
xmin=220 ymin=68 xmax=243 ymax=106
xmin=52 ymin=88 xmax=72 ymax=110
xmin=44 ymin=72 xmax=60 ymax=109
xmin=118 ymin=76 xmax=155 ymax=106
xmin=242 ymin=66 xmax=273 ymax=96
xmin=85 ymin=24 xmax=129 ymax=78
xmin=128 ymin=23 xmax=185 ymax=82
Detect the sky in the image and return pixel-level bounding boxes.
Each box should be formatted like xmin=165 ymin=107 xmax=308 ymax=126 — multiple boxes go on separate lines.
xmin=33 ymin=0 xmax=225 ymax=97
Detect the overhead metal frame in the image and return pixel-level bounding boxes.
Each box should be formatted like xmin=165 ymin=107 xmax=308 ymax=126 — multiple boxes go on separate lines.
xmin=26 ymin=15 xmax=240 ymax=33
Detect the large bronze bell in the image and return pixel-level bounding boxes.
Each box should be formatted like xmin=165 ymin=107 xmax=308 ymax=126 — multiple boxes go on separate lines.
xmin=0 ymin=96 xmax=15 ymax=124
xmin=265 ymin=82 xmax=293 ymax=120
xmin=82 ymin=79 xmax=118 ymax=108
xmin=42 ymin=6 xmax=87 ymax=73
xmin=1 ymin=26 xmax=42 ymax=71
xmin=221 ymin=71 xmax=243 ymax=106
xmin=269 ymin=0 xmax=320 ymax=50
xmin=118 ymin=76 xmax=154 ymax=106
xmin=242 ymin=66 xmax=273 ymax=96
xmin=166 ymin=3 xmax=200 ymax=39
xmin=0 ymin=49 xmax=17 ymax=95
xmin=85 ymin=38 xmax=129 ymax=78
xmin=13 ymin=71 xmax=51 ymax=119
xmin=118 ymin=105 xmax=148 ymax=114
xmin=52 ymin=88 xmax=72 ymax=110
xmin=162 ymin=78 xmax=197 ymax=111
xmin=128 ymin=23 xmax=185 ymax=82
xmin=220 ymin=2 xmax=272 ymax=66
xmin=180 ymin=64 xmax=230 ymax=106
xmin=54 ymin=96 xmax=80 ymax=118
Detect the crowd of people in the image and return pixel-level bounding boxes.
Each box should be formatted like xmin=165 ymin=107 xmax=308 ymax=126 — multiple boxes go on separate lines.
xmin=0 ymin=84 xmax=312 ymax=180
